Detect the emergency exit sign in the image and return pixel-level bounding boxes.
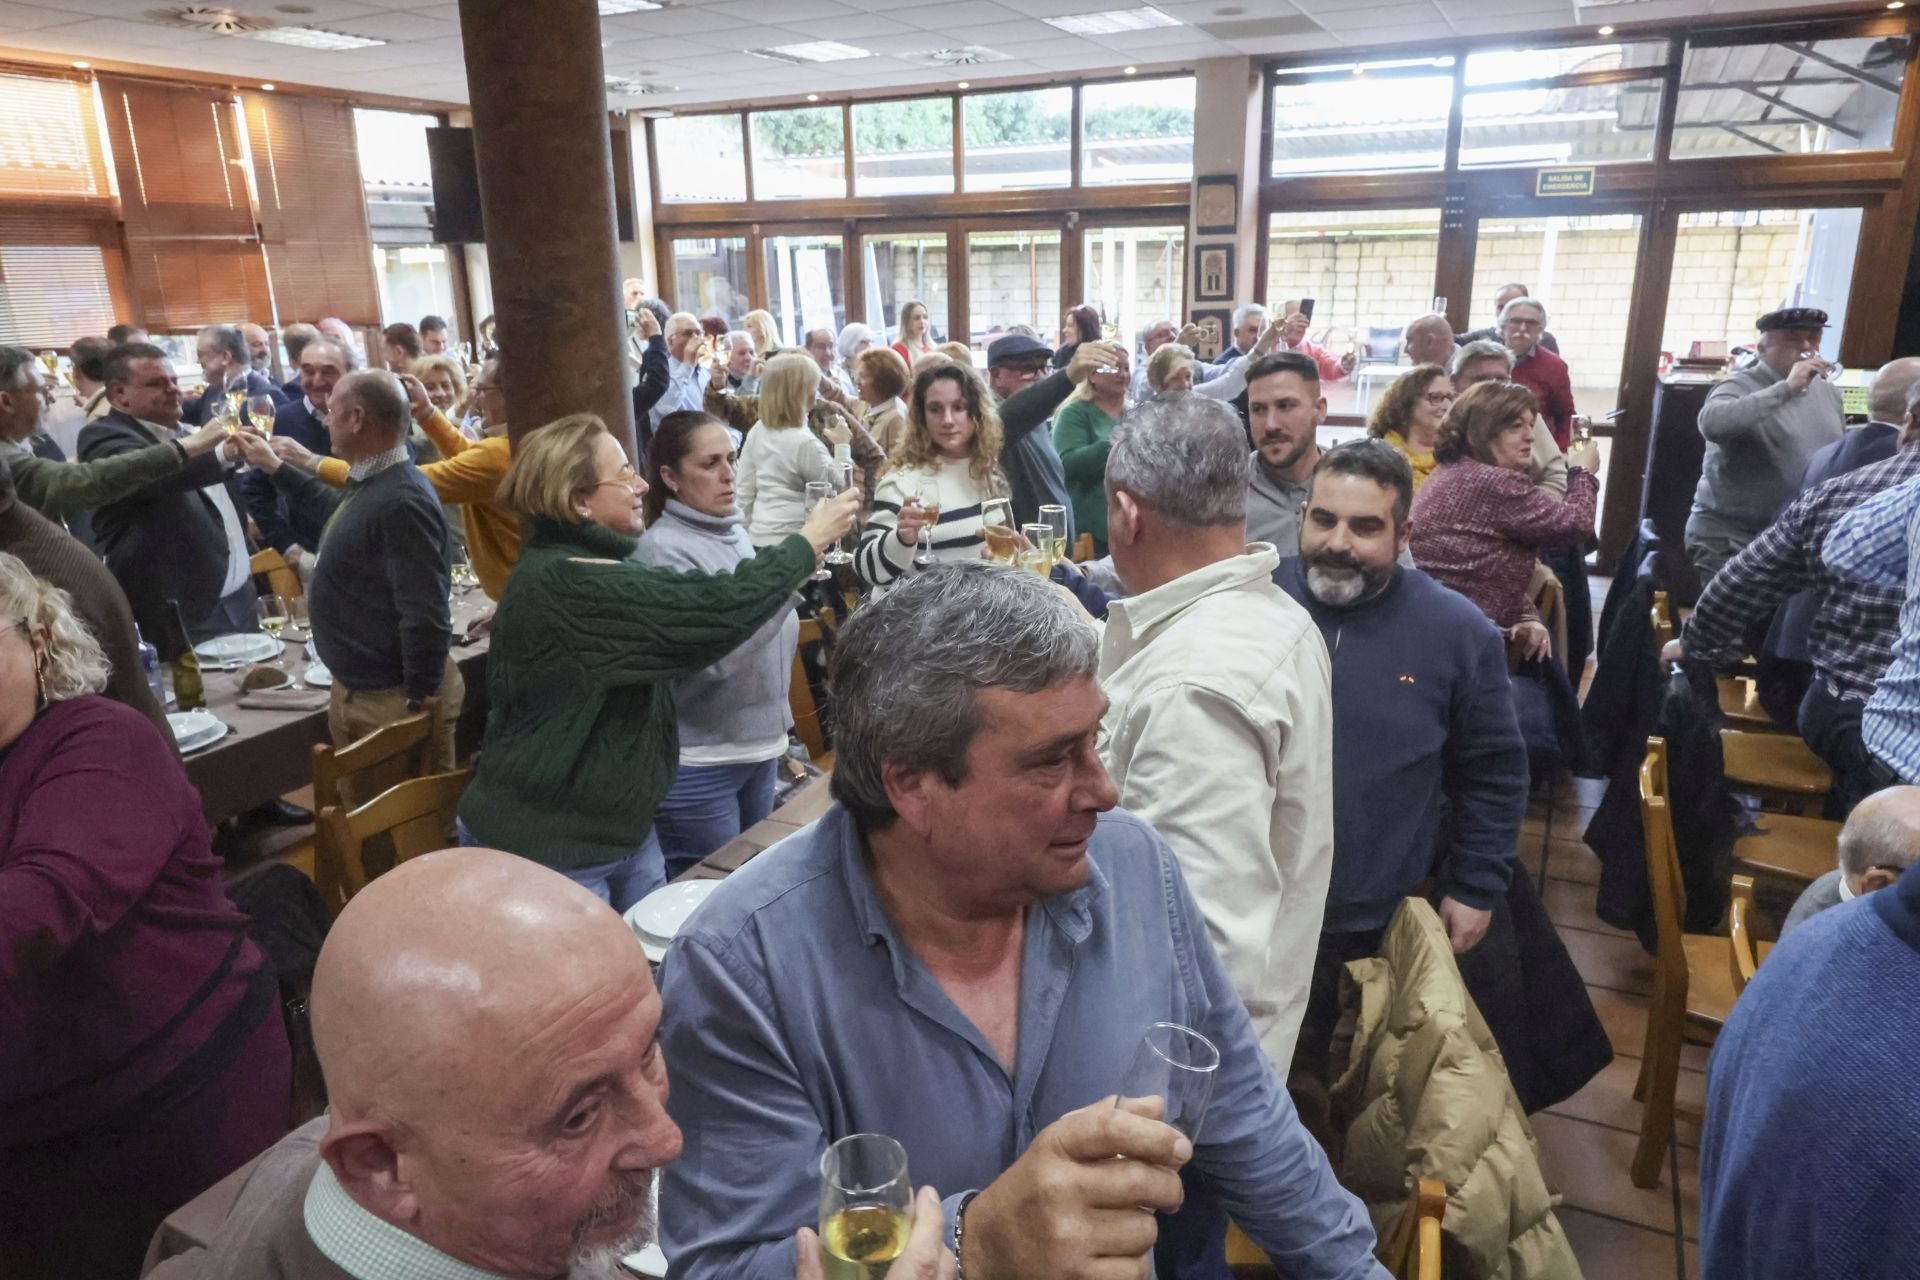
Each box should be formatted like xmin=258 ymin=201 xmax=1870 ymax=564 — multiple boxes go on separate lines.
xmin=1536 ymin=168 xmax=1596 ymax=197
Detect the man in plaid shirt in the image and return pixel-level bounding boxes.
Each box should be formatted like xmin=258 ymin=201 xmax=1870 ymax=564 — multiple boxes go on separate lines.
xmin=1669 ymin=372 xmax=1920 ymax=811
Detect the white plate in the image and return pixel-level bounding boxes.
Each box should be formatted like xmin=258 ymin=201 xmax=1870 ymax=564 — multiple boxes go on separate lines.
xmin=167 ymin=709 xmax=227 ymax=753
xmin=302 ymin=661 xmax=332 ymax=688
xmin=194 ymin=632 xmax=283 ymax=665
xmin=620 ymin=1243 xmax=667 ymax=1278
xmin=626 ymin=880 xmax=719 ymax=945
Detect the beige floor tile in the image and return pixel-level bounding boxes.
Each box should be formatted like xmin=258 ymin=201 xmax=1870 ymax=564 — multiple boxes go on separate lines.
xmin=1685 ymin=1241 xmax=1699 ymax=1278
xmin=1586 ymin=984 xmax=1653 ymax=1060
xmin=1544 ymin=837 xmax=1606 ymax=886
xmin=1541 ymin=876 xmax=1632 ymax=937
xmin=1544 ymin=1053 xmax=1705 ymax=1150
xmin=1563 ymin=928 xmax=1658 ymax=996
xmin=1556 ymin=1206 xmax=1683 ymax=1280
xmin=1532 ymin=1111 xmax=1683 ymax=1233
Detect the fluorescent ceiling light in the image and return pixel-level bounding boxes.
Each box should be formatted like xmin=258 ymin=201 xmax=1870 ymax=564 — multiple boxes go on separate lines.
xmin=598 ymin=0 xmax=662 ymax=13
xmin=1043 ymin=6 xmax=1179 ymax=36
xmin=246 ymin=24 xmax=385 ymax=49
xmin=751 ymin=40 xmax=871 ymax=63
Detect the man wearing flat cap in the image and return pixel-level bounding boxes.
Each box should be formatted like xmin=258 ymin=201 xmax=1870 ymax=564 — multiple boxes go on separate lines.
xmin=1687 ymin=307 xmax=1845 ymax=578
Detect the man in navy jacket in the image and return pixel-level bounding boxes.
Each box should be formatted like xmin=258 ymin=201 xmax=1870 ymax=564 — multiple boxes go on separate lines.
xmin=1273 ymin=440 xmax=1529 ymax=1078
xmin=182 ymin=325 xmax=285 ymax=426
xmin=243 ymin=336 xmax=347 ymax=560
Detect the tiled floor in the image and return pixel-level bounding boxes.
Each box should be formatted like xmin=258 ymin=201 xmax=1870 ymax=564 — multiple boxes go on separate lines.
xmin=1526 ymin=772 xmax=1703 ymax=1280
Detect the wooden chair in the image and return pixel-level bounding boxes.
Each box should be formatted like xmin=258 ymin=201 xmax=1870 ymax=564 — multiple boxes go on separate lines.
xmin=315 ymin=768 xmax=471 ymax=906
xmin=1732 ymin=811 xmax=1843 ymax=886
xmin=1073 ymin=531 xmax=1095 ymax=563
xmin=1650 ymin=591 xmax=1676 ymax=648
xmin=1633 ymin=737 xmax=1744 ymax=1188
xmin=1228 ymin=1179 xmax=1447 ymax=1279
xmin=1720 ymin=729 xmax=1833 ymax=813
xmin=1728 ymin=874 xmax=1773 ymax=995
xmin=1716 ymin=674 xmax=1782 ymax=732
xmin=789 ymin=619 xmax=833 ymax=768
xmin=310 ymin=712 xmax=435 ymax=912
xmin=249 ymin=547 xmax=304 ymax=601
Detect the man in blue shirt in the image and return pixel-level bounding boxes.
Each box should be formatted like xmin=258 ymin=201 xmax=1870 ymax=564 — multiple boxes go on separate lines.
xmin=658 ymin=563 xmax=1387 ymax=1280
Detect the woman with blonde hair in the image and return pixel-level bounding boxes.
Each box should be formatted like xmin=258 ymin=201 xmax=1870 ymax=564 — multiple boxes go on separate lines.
xmin=890 ymin=298 xmax=936 ymax=363
xmin=853 ymin=345 xmax=911 ymax=454
xmin=1366 ymin=363 xmax=1454 ymax=491
xmin=410 ymin=353 xmax=472 ymax=427
xmin=857 ymin=362 xmax=1007 ymax=591
xmin=1052 ymin=347 xmax=1132 ymax=557
xmin=1143 ymin=330 xmax=1271 ymax=401
xmin=458 ymin=413 xmax=859 ymax=907
xmin=1409 ymin=381 xmax=1601 ymax=654
xmin=735 ymin=350 xmax=862 ymax=548
xmin=742 ymin=308 xmax=781 ymax=358
xmin=0 ymin=552 xmax=290 ymax=1278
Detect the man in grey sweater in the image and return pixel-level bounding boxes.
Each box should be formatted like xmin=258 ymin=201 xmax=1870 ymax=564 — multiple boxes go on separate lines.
xmin=1782 ymin=783 xmax=1920 ymax=936
xmin=1687 ymin=308 xmax=1845 ymax=579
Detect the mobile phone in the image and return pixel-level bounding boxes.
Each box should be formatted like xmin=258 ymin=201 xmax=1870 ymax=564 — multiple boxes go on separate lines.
xmin=1299 ymin=298 xmax=1316 ymax=321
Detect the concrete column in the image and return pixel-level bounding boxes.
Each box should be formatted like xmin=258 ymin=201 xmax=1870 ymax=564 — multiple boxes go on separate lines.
xmin=1187 ymin=57 xmax=1265 ymax=356
xmin=457 ymin=0 xmax=632 ymax=456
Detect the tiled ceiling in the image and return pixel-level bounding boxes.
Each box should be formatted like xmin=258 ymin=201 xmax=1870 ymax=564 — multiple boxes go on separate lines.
xmin=0 ymin=0 xmax=1878 ymax=110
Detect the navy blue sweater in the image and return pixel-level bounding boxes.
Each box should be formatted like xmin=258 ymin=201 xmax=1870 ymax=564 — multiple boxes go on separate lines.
xmin=1701 ymin=867 xmax=1920 ymax=1279
xmin=1275 ymin=558 xmax=1527 ymax=932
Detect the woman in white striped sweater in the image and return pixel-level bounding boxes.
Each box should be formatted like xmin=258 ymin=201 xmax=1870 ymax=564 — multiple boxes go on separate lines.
xmin=855 ymin=363 xmax=1008 ymax=592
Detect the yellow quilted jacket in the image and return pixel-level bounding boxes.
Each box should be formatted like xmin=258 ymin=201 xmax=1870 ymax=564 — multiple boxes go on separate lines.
xmin=1331 ymin=899 xmax=1584 ymax=1280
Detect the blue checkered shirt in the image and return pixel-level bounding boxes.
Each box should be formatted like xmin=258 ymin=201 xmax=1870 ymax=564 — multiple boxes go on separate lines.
xmin=1682 ymin=445 xmax=1920 ymax=703
xmin=1823 ymin=470 xmax=1920 ymax=781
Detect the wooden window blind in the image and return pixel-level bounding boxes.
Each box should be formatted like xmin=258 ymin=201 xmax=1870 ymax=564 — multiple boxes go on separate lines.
xmin=99 ymin=75 xmax=272 ymax=330
xmin=241 ymin=91 xmax=381 ymax=325
xmin=0 ymin=71 xmax=113 ymax=200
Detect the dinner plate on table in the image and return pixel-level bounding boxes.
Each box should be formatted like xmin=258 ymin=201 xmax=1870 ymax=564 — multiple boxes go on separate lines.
xmin=167 ymin=708 xmax=228 ymax=755
xmin=628 ymin=879 xmax=719 ymax=943
xmin=194 ymin=632 xmax=282 ymax=667
xmin=302 ymin=643 xmax=333 ymax=688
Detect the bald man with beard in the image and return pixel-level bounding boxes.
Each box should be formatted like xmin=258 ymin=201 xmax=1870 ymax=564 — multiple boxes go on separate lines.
xmin=146 ymin=849 xmax=954 ymax=1280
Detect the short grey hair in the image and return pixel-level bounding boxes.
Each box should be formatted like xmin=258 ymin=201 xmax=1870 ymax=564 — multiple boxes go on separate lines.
xmin=805 ymin=326 xmax=834 ymax=347
xmin=333 ymin=370 xmax=411 ymax=441
xmin=1839 ymin=788 xmax=1920 ymax=876
xmin=202 ymin=324 xmax=248 ymax=366
xmin=835 ymin=322 xmax=874 ymax=360
xmin=1232 ymin=303 xmax=1268 ymax=330
xmin=0 ymin=345 xmax=35 ymax=392
xmin=726 ymin=329 xmax=754 ymax=352
xmin=1105 ymin=395 xmax=1247 ymax=527
xmin=299 ymin=337 xmax=354 ymax=372
xmin=1449 ymin=339 xmax=1514 ymax=379
xmin=1498 ymin=296 xmax=1550 ymax=327
xmin=828 ymin=563 xmax=1099 ymax=829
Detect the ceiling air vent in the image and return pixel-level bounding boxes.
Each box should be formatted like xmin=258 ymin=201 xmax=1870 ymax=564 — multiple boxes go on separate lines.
xmin=144 ymin=6 xmax=274 ymax=34
xmin=606 ymin=76 xmax=669 ymax=96
xmin=911 ymin=46 xmax=1009 ymax=66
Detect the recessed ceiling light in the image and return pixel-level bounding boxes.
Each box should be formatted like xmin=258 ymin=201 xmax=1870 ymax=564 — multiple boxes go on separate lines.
xmin=1123 ymin=65 xmax=1137 ymax=74
xmin=597 ymin=0 xmax=662 ymax=12
xmin=807 ymin=92 xmax=820 ymax=100
xmin=260 ymin=82 xmax=275 ymax=90
xmin=1889 ymin=2 xmax=1905 ymax=10
xmin=958 ymin=80 xmax=972 ymax=88
xmin=1597 ymin=24 xmax=1615 ymax=34
xmin=1043 ymin=6 xmax=1179 ymax=36
xmin=71 ymin=59 xmax=89 ymax=68
xmin=750 ymin=40 xmax=870 ymax=64
xmin=247 ymin=25 xmax=386 ymax=49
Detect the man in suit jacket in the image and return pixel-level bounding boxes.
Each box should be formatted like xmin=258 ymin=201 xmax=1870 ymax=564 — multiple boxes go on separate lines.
xmin=183 ymin=326 xmax=285 ymax=427
xmin=80 ymin=343 xmax=254 ymax=656
xmin=277 ymin=323 xmax=321 ymax=402
xmin=244 ymin=337 xmax=348 ymax=564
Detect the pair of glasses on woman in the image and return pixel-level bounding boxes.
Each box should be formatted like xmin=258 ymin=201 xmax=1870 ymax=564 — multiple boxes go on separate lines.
xmin=590 ymin=464 xmax=644 ymax=493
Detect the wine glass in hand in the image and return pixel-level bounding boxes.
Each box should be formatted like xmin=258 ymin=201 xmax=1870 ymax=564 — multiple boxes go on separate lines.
xmin=818 ymin=1134 xmax=913 ymax=1280
xmin=247 ymin=393 xmax=278 ymax=432
xmin=804 ymin=482 xmax=837 ymax=582
xmin=1113 ymin=1022 xmax=1220 ymax=1142
xmin=825 ymin=462 xmax=857 ymax=566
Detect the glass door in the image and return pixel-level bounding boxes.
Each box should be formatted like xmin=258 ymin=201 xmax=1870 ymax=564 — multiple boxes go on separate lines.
xmin=1082 ymin=222 xmax=1186 ymax=357
xmin=762 ymin=231 xmax=848 ymax=348
xmin=966 ymin=227 xmax=1062 ymax=357
xmin=668 ymin=234 xmax=750 ymax=326
xmin=860 ymin=230 xmax=952 ymax=347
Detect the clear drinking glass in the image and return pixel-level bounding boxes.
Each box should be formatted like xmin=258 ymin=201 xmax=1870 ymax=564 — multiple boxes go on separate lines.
xmin=247 ymin=393 xmax=278 ymax=431
xmin=1113 ymin=1022 xmax=1220 ymax=1142
xmin=1037 ymin=503 xmax=1069 ymax=563
xmin=826 ymin=461 xmax=857 ymax=566
xmin=1019 ymin=523 xmax=1053 ymax=576
xmin=980 ymin=497 xmax=1016 ymax=564
xmin=284 ymin=594 xmax=310 ymax=642
xmin=908 ymin=476 xmax=942 ymax=569
xmin=805 ymin=481 xmax=836 ymax=581
xmin=256 ymin=594 xmax=289 ymax=642
xmin=819 ymin=1133 xmax=912 ymax=1280
xmin=1431 ymin=295 xmax=1449 ymax=315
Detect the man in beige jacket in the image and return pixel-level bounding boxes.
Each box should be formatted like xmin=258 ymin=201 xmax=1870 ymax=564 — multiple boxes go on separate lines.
xmin=1095 ymin=392 xmax=1335 ymax=1073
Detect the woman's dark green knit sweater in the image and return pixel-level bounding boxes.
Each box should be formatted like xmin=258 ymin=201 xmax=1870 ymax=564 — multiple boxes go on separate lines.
xmin=458 ymin=516 xmax=813 ymax=868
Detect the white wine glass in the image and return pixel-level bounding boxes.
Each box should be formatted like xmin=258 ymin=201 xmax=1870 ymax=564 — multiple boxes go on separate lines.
xmin=980 ymin=497 xmax=1016 ymax=565
xmin=256 ymin=594 xmax=290 ymax=646
xmin=1037 ymin=503 xmax=1069 ymax=564
xmin=247 ymin=393 xmax=278 ymax=432
xmin=819 ymin=1133 xmax=912 ymax=1280
xmin=825 ymin=461 xmax=857 ymax=566
xmin=908 ymin=475 xmax=942 ymax=570
xmin=1019 ymin=523 xmax=1053 ymax=577
xmin=805 ymin=481 xmax=836 ymax=582
xmin=284 ymin=594 xmax=310 ymax=643
xmin=1113 ymin=1021 xmax=1219 ymax=1142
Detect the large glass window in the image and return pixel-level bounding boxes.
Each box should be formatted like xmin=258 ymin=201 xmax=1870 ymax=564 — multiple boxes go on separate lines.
xmin=1270 ymin=62 xmax=1454 ymax=176
xmin=372 ymin=245 xmax=456 ymax=331
xmin=962 ymin=87 xmax=1071 ymax=193
xmin=751 ymin=106 xmax=846 ymax=200
xmin=1661 ymin=207 xmax=1861 ymax=363
xmin=764 ymin=233 xmax=847 ymax=347
xmin=670 ymin=235 xmax=749 ymax=325
xmin=853 ymin=98 xmax=954 ymax=196
xmin=1459 ymin=43 xmax=1668 ymax=169
xmin=355 ymin=109 xmax=457 ymax=325
xmin=0 ymin=246 xmax=117 ymax=347
xmin=1265 ymin=209 xmax=1442 ymax=416
xmin=862 ymin=233 xmax=949 ymax=344
xmin=967 ymin=229 xmax=1061 ymax=351
xmin=1468 ymin=213 xmax=1643 ymax=414
xmin=1674 ymin=35 xmax=1908 ymax=159
xmin=1082 ymin=76 xmax=1196 ymax=186
xmin=655 ymin=114 xmax=747 ymax=202
xmin=1084 ymin=224 xmax=1184 ymax=357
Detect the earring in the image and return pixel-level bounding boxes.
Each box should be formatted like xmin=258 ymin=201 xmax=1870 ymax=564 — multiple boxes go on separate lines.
xmin=33 ymin=655 xmax=47 ymax=709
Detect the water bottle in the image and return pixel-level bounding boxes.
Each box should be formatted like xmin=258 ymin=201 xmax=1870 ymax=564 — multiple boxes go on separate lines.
xmin=135 ymin=623 xmax=167 ymax=710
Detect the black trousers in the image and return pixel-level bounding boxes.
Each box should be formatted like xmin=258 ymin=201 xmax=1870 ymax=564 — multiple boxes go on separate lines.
xmin=1799 ymin=678 xmax=1898 ymax=817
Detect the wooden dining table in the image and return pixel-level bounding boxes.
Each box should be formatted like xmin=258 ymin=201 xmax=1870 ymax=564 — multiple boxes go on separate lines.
xmin=672 ymin=771 xmax=835 ymax=884
xmin=182 ymin=592 xmax=496 ymax=826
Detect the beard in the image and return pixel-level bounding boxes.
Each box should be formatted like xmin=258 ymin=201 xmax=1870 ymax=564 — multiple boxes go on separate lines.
xmin=566 ymin=1167 xmax=659 ymax=1280
xmin=1303 ymin=549 xmax=1392 ymax=606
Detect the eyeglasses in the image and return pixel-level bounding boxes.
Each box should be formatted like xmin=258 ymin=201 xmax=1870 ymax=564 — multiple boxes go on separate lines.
xmin=1503 ymin=318 xmax=1543 ymax=331
xmin=1422 ymin=392 xmax=1456 ymax=409
xmin=590 ymin=464 xmax=643 ymax=492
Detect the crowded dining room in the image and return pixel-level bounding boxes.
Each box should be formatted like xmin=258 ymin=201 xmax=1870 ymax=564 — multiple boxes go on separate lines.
xmin=5 ymin=0 xmax=1920 ymax=1275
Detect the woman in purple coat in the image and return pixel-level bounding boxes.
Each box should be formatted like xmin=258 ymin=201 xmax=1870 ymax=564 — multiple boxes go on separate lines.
xmin=0 ymin=551 xmax=290 ymax=1279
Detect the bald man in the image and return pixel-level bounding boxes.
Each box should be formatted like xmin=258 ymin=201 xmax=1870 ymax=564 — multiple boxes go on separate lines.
xmin=242 ymin=323 xmax=274 ymax=376
xmin=144 ymin=849 xmax=953 ymax=1280
xmin=1402 ymin=312 xmax=1455 ymax=367
xmin=1782 ymin=785 xmax=1920 ymax=936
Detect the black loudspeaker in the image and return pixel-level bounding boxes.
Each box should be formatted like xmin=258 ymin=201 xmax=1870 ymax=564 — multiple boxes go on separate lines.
xmin=426 ymin=126 xmax=484 ymax=244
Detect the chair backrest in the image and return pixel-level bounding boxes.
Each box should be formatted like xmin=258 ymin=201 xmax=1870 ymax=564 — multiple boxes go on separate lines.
xmin=1729 ymin=873 xmax=1760 ymax=995
xmin=311 ymin=711 xmax=434 ymax=815
xmin=1073 ymin=531 xmax=1095 ymax=563
xmin=1381 ymin=1178 xmax=1449 ymax=1280
xmin=1638 ymin=738 xmax=1693 ymax=997
xmin=316 ymin=768 xmax=471 ymax=906
xmin=250 ymin=547 xmax=304 ymax=601
xmin=1650 ymin=589 xmax=1676 ymax=650
xmin=790 ymin=618 xmax=829 ymax=762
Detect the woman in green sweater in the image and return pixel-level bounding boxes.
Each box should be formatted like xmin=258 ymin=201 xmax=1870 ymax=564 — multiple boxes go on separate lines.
xmin=456 ymin=413 xmax=860 ymax=909
xmin=1050 ymin=351 xmax=1131 ymax=557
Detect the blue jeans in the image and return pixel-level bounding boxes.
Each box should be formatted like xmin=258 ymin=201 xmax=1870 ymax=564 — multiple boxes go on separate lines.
xmin=653 ymin=758 xmax=779 ymax=881
xmin=455 ymin=819 xmax=666 ymax=912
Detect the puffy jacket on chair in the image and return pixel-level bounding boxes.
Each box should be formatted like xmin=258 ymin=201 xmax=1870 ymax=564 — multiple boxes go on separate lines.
xmin=1331 ymin=898 xmax=1584 ymax=1280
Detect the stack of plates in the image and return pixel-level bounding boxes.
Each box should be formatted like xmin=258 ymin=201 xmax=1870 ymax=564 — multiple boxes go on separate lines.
xmin=623 ymin=879 xmax=719 ymax=964
xmin=168 ymin=708 xmax=228 ymax=754
xmin=194 ymin=632 xmax=283 ymax=667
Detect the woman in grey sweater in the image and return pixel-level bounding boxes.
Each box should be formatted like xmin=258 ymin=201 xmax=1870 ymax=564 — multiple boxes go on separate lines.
xmin=635 ymin=410 xmax=801 ymax=877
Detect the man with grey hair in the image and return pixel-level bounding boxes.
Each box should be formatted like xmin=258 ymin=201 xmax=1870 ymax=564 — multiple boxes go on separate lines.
xmin=236 ymin=369 xmax=461 ymax=784
xmin=657 ymin=563 xmax=1388 ymax=1280
xmin=1098 ymin=393 xmax=1334 ymax=1073
xmin=316 ymin=317 xmax=362 ymax=368
xmin=653 ymin=311 xmax=710 ymax=433
xmin=185 ymin=324 xmax=284 ymax=426
xmin=279 ymin=321 xmax=320 ymax=401
xmin=802 ymin=325 xmax=855 ymax=397
xmin=1457 ymin=282 xmax=1560 ymax=353
xmin=1211 ymin=302 xmax=1269 ymax=365
xmin=1782 ymin=785 xmax=1920 ymax=936
xmin=1403 ymin=311 xmax=1456 ymax=367
xmin=1497 ymin=296 xmax=1576 ymax=452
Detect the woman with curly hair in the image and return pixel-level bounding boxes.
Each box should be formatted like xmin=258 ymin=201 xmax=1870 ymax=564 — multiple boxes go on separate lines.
xmin=1365 ymin=363 xmax=1454 ymax=491
xmin=856 ymin=362 xmax=1008 ymax=591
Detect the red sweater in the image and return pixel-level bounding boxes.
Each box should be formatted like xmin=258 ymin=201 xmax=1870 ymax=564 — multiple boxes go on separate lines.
xmin=1408 ymin=458 xmax=1597 ymax=629
xmin=0 ymin=696 xmax=273 ymax=1144
xmin=1509 ymin=344 xmax=1576 ymax=450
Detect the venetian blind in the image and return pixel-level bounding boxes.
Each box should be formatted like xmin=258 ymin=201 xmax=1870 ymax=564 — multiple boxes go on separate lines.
xmin=99 ymin=75 xmax=273 ymax=329
xmin=241 ymin=91 xmax=381 ymax=325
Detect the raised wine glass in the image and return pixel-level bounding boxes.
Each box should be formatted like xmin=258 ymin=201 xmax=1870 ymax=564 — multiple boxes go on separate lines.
xmin=1019 ymin=523 xmax=1053 ymax=577
xmin=1113 ymin=1021 xmax=1219 ymax=1142
xmin=907 ymin=476 xmax=942 ymax=570
xmin=1037 ymin=503 xmax=1069 ymax=564
xmin=825 ymin=461 xmax=857 ymax=567
xmin=805 ymin=481 xmax=836 ymax=582
xmin=980 ymin=497 xmax=1016 ymax=565
xmin=247 ymin=393 xmax=278 ymax=432
xmin=819 ymin=1133 xmax=912 ymax=1280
